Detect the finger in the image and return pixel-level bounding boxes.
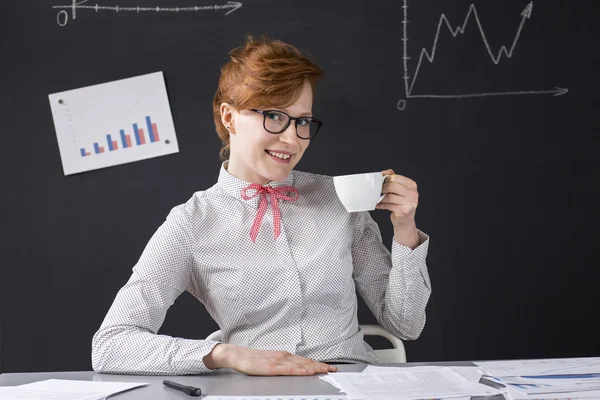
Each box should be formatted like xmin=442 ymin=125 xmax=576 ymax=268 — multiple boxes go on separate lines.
xmin=382 ymin=169 xmax=395 ymax=176
xmin=376 ymin=202 xmax=416 ymax=214
xmin=283 ymin=357 xmax=320 ymax=373
xmin=294 ymin=357 xmax=331 ymax=374
xmin=292 ymin=361 xmax=314 ymax=373
xmin=379 ymin=193 xmax=418 ymax=206
xmin=385 ymin=174 xmax=417 ymax=189
xmin=269 ymin=364 xmax=315 ymax=376
xmin=383 ymin=180 xmax=417 ymax=194
xmin=298 ymin=359 xmax=328 ymax=373
xmin=312 ymin=362 xmax=332 ymax=374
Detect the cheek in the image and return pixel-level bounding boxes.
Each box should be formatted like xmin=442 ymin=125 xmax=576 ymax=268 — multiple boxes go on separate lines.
xmin=300 ymin=140 xmax=310 ymax=153
xmin=241 ymin=128 xmax=270 ymax=150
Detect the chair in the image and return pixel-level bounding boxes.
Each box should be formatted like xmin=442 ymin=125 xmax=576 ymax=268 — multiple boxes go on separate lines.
xmin=361 ymin=324 xmax=406 ymax=363
xmin=205 ymin=324 xmax=406 ymax=363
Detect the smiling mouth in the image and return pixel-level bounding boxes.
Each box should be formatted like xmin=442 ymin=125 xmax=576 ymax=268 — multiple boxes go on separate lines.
xmin=265 ymin=150 xmax=292 ymax=160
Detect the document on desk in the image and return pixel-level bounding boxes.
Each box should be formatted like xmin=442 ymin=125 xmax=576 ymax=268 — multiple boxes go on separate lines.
xmin=475 ymin=358 xmax=600 ymax=399
xmin=502 ymin=374 xmax=600 ymax=395
xmin=325 ymin=366 xmax=502 ymax=400
xmin=475 ymin=357 xmax=600 ymax=377
xmin=202 ymin=397 xmax=349 ymax=400
xmin=0 ymin=379 xmax=147 ymax=400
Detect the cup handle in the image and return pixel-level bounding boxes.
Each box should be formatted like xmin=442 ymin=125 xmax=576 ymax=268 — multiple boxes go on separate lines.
xmin=377 ymin=175 xmax=390 ymax=204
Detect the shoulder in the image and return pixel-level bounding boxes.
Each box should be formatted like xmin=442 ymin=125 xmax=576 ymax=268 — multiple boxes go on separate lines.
xmin=292 ymin=169 xmax=335 ymax=192
xmin=292 ymin=170 xmax=346 ymax=213
xmin=165 ymin=189 xmax=214 ymax=230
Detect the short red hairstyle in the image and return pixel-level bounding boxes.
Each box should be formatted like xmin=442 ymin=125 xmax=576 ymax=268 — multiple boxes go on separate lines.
xmin=213 ymin=34 xmax=324 ymax=160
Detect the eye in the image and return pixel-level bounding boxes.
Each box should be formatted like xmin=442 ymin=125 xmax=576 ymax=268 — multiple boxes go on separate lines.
xmin=266 ymin=111 xmax=282 ymax=122
xmin=297 ymin=118 xmax=311 ymax=127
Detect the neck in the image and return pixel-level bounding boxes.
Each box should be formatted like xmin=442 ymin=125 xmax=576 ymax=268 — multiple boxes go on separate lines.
xmin=225 ymin=159 xmax=271 ymax=185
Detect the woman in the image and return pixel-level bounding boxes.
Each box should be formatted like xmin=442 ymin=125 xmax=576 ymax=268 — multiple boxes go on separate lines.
xmin=91 ymin=35 xmax=431 ymax=376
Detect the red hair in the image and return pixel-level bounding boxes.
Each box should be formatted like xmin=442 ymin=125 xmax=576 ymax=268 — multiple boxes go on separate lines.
xmin=213 ymin=34 xmax=324 ymax=160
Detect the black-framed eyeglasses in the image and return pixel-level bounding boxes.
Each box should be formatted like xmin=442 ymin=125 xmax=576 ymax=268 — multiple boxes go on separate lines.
xmin=250 ymin=109 xmax=323 ymax=139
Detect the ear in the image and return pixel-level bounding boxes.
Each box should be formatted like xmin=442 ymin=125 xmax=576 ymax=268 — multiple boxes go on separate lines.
xmin=220 ymin=103 xmax=237 ymax=133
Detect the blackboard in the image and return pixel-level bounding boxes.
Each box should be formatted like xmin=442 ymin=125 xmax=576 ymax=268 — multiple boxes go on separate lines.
xmin=1 ymin=0 xmax=599 ymax=372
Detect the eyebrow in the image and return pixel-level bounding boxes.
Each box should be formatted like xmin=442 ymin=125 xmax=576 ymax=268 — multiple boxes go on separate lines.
xmin=262 ymin=106 xmax=313 ymax=117
xmin=284 ymin=109 xmax=313 ymax=117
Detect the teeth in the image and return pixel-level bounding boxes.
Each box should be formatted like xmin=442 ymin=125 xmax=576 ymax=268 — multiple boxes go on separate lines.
xmin=268 ymin=151 xmax=291 ymax=159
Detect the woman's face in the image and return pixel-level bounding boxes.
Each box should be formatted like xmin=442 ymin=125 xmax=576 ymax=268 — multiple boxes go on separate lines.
xmin=225 ymin=80 xmax=313 ymax=184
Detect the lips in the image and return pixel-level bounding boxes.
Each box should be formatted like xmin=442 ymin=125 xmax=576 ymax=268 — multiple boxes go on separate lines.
xmin=265 ymin=150 xmax=292 ymax=164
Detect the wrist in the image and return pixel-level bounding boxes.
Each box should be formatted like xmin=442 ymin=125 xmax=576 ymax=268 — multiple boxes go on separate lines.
xmin=203 ymin=343 xmax=237 ymax=370
xmin=393 ymin=223 xmax=419 ymax=249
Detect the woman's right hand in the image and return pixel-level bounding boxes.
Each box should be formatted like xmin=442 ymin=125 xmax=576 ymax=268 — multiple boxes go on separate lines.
xmin=203 ymin=343 xmax=338 ymax=376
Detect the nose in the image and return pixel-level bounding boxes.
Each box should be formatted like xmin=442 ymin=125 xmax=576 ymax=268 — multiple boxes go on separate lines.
xmin=278 ymin=122 xmax=299 ymax=144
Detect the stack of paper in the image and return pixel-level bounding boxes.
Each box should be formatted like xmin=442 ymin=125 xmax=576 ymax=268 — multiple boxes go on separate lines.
xmin=476 ymin=357 xmax=600 ymax=400
xmin=321 ymin=365 xmax=503 ymax=400
xmin=0 ymin=379 xmax=147 ymax=400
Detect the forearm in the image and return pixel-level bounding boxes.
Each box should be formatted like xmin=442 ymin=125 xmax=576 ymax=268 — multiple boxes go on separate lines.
xmin=380 ymin=231 xmax=431 ymax=340
xmin=92 ymin=326 xmax=219 ymax=375
xmin=393 ymin=221 xmax=420 ymax=249
xmin=380 ymin=271 xmax=430 ymax=340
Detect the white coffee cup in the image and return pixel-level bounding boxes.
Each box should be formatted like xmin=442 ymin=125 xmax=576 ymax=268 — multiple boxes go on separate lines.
xmin=333 ymin=171 xmax=389 ymax=212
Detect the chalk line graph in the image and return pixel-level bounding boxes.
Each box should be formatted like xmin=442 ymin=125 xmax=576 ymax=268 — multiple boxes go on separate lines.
xmin=398 ymin=1 xmax=568 ymax=110
xmin=52 ymin=0 xmax=242 ymax=26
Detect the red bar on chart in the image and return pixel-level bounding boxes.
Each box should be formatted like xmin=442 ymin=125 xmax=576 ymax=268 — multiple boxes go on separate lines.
xmin=99 ymin=146 xmax=105 ymax=153
xmin=152 ymin=123 xmax=160 ymax=142
xmin=139 ymin=128 xmax=146 ymax=145
xmin=126 ymin=135 xmax=132 ymax=148
xmin=112 ymin=140 xmax=118 ymax=150
xmin=86 ymin=152 xmax=91 ymax=156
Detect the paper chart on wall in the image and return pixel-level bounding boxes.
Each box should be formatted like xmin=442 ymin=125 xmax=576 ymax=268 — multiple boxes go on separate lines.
xmin=48 ymin=71 xmax=179 ymax=175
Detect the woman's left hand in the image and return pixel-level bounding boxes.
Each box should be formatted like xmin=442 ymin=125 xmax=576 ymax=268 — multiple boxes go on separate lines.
xmin=376 ymin=169 xmax=420 ymax=248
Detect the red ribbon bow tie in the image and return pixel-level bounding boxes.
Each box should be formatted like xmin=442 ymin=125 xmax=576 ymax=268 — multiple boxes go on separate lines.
xmin=241 ymin=184 xmax=299 ymax=242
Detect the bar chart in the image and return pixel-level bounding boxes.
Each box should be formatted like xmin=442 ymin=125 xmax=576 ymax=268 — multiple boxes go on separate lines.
xmin=80 ymin=115 xmax=161 ymax=157
xmin=49 ymin=71 xmax=179 ymax=175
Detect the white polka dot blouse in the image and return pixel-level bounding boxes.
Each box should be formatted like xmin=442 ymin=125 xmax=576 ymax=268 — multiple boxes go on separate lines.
xmin=91 ymin=163 xmax=431 ymax=375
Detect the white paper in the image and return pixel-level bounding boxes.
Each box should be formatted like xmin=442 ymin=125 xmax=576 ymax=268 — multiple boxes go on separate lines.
xmin=504 ymin=385 xmax=600 ymax=400
xmin=363 ymin=365 xmax=487 ymax=384
xmin=326 ymin=366 xmax=501 ymax=400
xmin=202 ymin=397 xmax=349 ymax=400
xmin=493 ymin=375 xmax=600 ymax=397
xmin=0 ymin=379 xmax=146 ymax=400
xmin=449 ymin=366 xmax=486 ymax=383
xmin=319 ymin=375 xmax=344 ymax=391
xmin=48 ymin=71 xmax=179 ymax=175
xmin=476 ymin=357 xmax=600 ymax=378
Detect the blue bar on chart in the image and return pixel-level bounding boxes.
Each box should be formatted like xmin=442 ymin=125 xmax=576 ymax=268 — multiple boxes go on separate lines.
xmin=133 ymin=123 xmax=141 ymax=145
xmin=94 ymin=143 xmax=101 ymax=154
xmin=107 ymin=134 xmax=114 ymax=151
xmin=80 ymin=148 xmax=86 ymax=157
xmin=146 ymin=116 xmax=156 ymax=142
xmin=120 ymin=129 xmax=128 ymax=148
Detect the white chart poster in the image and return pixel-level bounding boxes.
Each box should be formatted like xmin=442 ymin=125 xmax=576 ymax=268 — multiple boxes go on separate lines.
xmin=48 ymin=71 xmax=179 ymax=175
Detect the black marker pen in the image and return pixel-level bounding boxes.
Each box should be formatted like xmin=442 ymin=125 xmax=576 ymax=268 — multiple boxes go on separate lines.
xmin=163 ymin=380 xmax=202 ymax=397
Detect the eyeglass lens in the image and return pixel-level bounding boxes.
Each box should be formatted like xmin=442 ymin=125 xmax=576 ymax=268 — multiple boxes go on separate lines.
xmin=263 ymin=111 xmax=320 ymax=139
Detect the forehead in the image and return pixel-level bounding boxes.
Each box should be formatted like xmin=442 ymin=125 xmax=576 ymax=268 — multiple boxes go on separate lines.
xmin=266 ymin=83 xmax=314 ymax=115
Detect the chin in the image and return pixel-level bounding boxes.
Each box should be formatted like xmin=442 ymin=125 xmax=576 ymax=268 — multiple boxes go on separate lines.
xmin=257 ymin=159 xmax=296 ymax=182
xmin=267 ymin=170 xmax=291 ymax=182
xmin=260 ymin=166 xmax=292 ymax=183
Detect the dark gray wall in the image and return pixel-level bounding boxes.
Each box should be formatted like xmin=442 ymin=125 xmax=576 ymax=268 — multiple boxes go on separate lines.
xmin=1 ymin=0 xmax=599 ymax=372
